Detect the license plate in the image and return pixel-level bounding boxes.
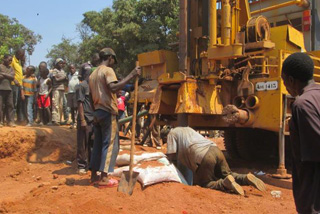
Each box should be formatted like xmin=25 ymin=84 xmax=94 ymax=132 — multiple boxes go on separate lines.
xmin=256 ymin=81 xmax=278 ymax=91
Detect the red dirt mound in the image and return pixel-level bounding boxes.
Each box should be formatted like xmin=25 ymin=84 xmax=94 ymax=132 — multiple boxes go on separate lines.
xmin=0 ymin=127 xmax=296 ymax=214
xmin=0 ymin=126 xmax=76 ymax=162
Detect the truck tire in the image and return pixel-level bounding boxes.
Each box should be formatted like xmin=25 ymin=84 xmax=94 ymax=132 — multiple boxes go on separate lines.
xmin=235 ymin=129 xmax=255 ymax=160
xmin=235 ymin=128 xmax=278 ymax=161
xmin=224 ymin=130 xmax=240 ymax=159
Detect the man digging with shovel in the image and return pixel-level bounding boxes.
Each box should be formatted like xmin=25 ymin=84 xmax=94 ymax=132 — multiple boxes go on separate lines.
xmin=89 ymin=48 xmax=141 ymax=188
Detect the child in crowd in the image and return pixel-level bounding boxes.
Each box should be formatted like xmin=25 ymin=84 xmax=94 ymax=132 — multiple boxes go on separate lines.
xmin=117 ymin=90 xmax=126 ymax=132
xmin=21 ymin=66 xmax=37 ymax=126
xmin=117 ymin=90 xmax=126 ymax=120
xmin=0 ymin=54 xmax=15 ymax=127
xmin=37 ymin=68 xmax=52 ymax=125
xmin=67 ymin=64 xmax=79 ymax=129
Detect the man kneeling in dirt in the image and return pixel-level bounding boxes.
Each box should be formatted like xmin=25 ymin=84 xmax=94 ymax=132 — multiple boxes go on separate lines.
xmin=162 ymin=127 xmax=266 ymax=195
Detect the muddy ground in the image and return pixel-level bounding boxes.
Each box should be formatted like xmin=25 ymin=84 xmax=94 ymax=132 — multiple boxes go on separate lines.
xmin=0 ymin=126 xmax=296 ymax=214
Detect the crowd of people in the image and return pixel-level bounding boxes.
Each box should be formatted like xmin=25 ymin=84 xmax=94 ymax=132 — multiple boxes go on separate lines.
xmin=0 ymin=49 xmax=86 ymax=128
xmin=0 ymin=48 xmax=141 ymax=183
xmin=0 ymin=49 xmax=132 ymax=129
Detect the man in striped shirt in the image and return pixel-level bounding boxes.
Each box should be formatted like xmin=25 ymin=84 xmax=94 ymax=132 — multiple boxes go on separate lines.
xmin=21 ymin=66 xmax=37 ymax=126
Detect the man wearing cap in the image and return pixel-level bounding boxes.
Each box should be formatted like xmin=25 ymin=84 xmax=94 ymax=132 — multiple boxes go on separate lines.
xmin=49 ymin=58 xmax=67 ymax=125
xmin=89 ymin=48 xmax=141 ymax=187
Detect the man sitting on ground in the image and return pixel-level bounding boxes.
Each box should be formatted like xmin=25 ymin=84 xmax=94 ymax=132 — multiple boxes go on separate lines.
xmin=162 ymin=126 xmax=266 ymax=195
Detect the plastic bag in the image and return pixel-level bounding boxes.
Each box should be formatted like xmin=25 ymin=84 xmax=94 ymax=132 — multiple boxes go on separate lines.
xmin=136 ymin=164 xmax=182 ymax=187
xmin=116 ymin=152 xmax=166 ymax=166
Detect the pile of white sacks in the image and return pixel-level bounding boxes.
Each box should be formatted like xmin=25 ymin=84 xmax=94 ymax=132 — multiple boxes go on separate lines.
xmin=110 ymin=152 xmax=187 ymax=187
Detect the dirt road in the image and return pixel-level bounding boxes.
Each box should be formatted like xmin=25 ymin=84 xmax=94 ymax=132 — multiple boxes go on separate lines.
xmin=0 ymin=126 xmax=296 ymax=214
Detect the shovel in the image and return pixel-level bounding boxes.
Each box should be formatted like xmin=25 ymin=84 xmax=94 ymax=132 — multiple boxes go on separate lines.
xmin=118 ymin=67 xmax=140 ymax=195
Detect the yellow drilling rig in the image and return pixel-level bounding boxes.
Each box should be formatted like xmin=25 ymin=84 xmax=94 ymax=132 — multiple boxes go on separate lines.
xmin=134 ymin=0 xmax=320 ymax=178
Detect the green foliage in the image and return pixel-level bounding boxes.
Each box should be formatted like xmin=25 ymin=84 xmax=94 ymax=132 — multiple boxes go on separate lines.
xmin=46 ymin=37 xmax=80 ymax=69
xmin=77 ymin=0 xmax=179 ymax=76
xmin=46 ymin=0 xmax=179 ymax=76
xmin=0 ymin=14 xmax=42 ymax=61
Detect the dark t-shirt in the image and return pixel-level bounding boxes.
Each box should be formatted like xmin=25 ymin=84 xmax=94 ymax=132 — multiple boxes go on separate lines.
xmin=289 ymin=83 xmax=320 ymax=162
xmin=75 ymin=80 xmax=94 ymax=123
xmin=0 ymin=64 xmax=14 ymax=91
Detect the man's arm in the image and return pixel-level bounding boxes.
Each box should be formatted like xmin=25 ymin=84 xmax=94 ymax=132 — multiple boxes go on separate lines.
xmin=76 ymin=84 xmax=87 ymax=129
xmin=46 ymin=80 xmax=52 ymax=99
xmin=78 ymin=102 xmax=87 ymax=129
xmin=108 ymin=67 xmax=141 ymax=93
xmin=33 ymin=79 xmax=37 ymax=102
xmin=166 ymin=153 xmax=177 ymax=166
xmin=54 ymin=72 xmax=67 ymax=82
xmin=88 ymin=91 xmax=95 ymax=111
xmin=294 ymin=100 xmax=320 ymax=162
xmin=0 ymin=67 xmax=15 ymax=81
xmin=21 ymin=87 xmax=25 ymax=100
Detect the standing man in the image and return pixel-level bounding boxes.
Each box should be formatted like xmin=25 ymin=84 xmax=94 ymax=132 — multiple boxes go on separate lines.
xmin=11 ymin=49 xmax=25 ymax=124
xmin=0 ymin=55 xmax=15 ymax=127
xmin=75 ymin=59 xmax=95 ymax=174
xmin=162 ymin=127 xmax=266 ymax=195
xmin=281 ymin=52 xmax=320 ymax=214
xmin=49 ymin=58 xmax=67 ymax=125
xmin=67 ymin=64 xmax=79 ymax=129
xmin=89 ymin=48 xmax=141 ymax=187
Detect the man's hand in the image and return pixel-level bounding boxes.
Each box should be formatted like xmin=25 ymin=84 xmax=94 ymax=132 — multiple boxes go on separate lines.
xmin=130 ymin=66 xmax=141 ymax=78
xmin=14 ymin=79 xmax=20 ymax=87
xmin=21 ymin=94 xmax=25 ymax=101
xmin=80 ymin=120 xmax=87 ymax=130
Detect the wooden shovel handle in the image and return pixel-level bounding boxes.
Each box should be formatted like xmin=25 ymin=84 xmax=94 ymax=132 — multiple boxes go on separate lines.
xmin=129 ymin=65 xmax=139 ymax=177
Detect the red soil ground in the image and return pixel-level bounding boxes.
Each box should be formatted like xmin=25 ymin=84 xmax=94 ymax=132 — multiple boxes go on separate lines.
xmin=0 ymin=126 xmax=296 ymax=214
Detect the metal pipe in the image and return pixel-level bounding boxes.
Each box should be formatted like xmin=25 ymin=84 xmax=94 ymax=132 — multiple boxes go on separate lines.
xmin=245 ymin=95 xmax=260 ymax=109
xmin=222 ymin=105 xmax=250 ymax=125
xmin=209 ymin=0 xmax=217 ymax=47
xmin=118 ymin=110 xmax=149 ymax=125
xmin=277 ymin=94 xmax=287 ymax=174
xmin=251 ymin=0 xmax=310 ymax=16
xmin=222 ymin=0 xmax=231 ymax=46
xmin=273 ymin=94 xmax=292 ymax=179
xmin=179 ymin=0 xmax=188 ymax=74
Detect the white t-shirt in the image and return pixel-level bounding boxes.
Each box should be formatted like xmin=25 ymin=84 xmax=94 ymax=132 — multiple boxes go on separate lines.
xmin=68 ymin=71 xmax=79 ymax=93
xmin=39 ymin=78 xmax=50 ymax=95
xmin=166 ymin=127 xmax=216 ymax=172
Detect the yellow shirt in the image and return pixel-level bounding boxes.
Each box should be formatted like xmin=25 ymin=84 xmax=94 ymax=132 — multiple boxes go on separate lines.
xmin=10 ymin=55 xmax=23 ymax=85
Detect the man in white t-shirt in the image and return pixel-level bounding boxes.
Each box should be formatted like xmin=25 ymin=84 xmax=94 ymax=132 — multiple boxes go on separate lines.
xmin=164 ymin=127 xmax=266 ymax=195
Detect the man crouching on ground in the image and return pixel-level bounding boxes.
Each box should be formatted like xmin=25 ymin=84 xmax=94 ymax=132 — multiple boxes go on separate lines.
xmin=89 ymin=48 xmax=141 ymax=188
xmin=162 ymin=127 xmax=266 ymax=195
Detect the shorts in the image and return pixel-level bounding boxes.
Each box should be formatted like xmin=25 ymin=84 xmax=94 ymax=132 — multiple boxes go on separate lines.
xmin=67 ymin=93 xmax=77 ymax=108
xmin=37 ymin=95 xmax=51 ymax=109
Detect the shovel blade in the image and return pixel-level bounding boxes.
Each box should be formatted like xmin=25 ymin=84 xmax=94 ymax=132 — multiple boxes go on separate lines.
xmin=117 ymin=171 xmax=139 ymax=195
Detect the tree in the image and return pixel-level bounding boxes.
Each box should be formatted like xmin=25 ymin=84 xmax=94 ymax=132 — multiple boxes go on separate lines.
xmin=77 ymin=0 xmax=179 ymax=76
xmin=0 ymin=14 xmax=42 ymax=60
xmin=46 ymin=37 xmax=80 ymax=69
